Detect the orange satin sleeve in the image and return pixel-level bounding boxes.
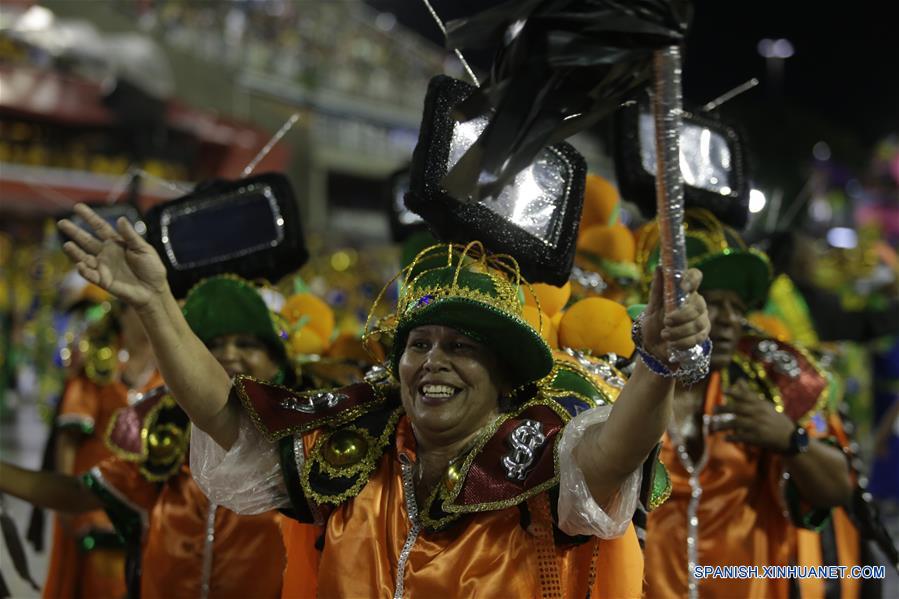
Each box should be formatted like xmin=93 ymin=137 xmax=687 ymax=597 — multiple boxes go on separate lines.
xmin=831 ymin=508 xmax=861 ymax=599
xmin=794 ymin=411 xmax=861 ymax=599
xmin=796 ymin=527 xmax=826 ymax=598
xmin=592 ymin=524 xmax=643 ymax=599
xmin=43 ymin=375 xmax=141 ymax=599
xmin=828 ymin=410 xmax=861 ymax=599
xmin=58 ymin=376 xmax=100 ymax=429
xmin=94 ymin=456 xmax=161 ymax=517
xmin=42 ymin=518 xmax=127 ymax=599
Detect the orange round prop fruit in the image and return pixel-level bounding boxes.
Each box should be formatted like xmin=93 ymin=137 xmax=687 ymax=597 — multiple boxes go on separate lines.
xmin=522 ymin=281 xmax=571 ymax=316
xmin=521 ymin=305 xmax=558 ymax=348
xmin=558 ymin=298 xmax=634 ymax=357
xmin=281 ymin=293 xmax=335 ymax=344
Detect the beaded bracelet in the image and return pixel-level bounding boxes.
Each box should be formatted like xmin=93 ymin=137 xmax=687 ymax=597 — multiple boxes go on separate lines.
xmin=631 ymin=313 xmax=712 ymax=385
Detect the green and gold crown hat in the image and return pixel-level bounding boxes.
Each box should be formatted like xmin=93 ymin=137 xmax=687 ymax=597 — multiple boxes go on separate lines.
xmin=182 ymin=275 xmax=288 ymax=360
xmin=636 ymin=209 xmax=773 ymax=308
xmin=365 ymin=242 xmax=554 ymax=389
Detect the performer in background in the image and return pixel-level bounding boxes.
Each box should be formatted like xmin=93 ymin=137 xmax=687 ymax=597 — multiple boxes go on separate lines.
xmin=0 ymin=275 xmax=306 ymax=599
xmin=44 ymin=292 xmax=159 ymax=599
xmin=639 ymin=210 xmax=854 ymax=599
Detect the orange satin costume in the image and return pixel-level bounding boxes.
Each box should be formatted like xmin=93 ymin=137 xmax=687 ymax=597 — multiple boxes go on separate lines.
xmin=287 ymin=415 xmax=644 ymax=598
xmin=89 ymin=459 xmax=287 ymax=599
xmin=280 ymin=518 xmax=321 ymax=599
xmin=44 ymin=372 xmax=161 ymax=599
xmin=644 ymin=372 xmax=831 ymax=599
xmin=794 ymin=412 xmax=862 ymax=599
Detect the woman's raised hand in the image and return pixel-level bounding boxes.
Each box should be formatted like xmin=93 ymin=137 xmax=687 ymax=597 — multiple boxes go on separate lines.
xmin=640 ymin=267 xmax=711 ymax=363
xmin=58 ymin=203 xmax=169 ymax=311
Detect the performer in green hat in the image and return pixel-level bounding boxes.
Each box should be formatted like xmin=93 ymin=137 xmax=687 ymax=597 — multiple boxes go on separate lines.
xmin=58 ymin=204 xmax=711 ymax=597
xmin=182 ymin=275 xmax=290 ymax=384
xmin=638 ymin=209 xmax=853 ymax=599
xmin=0 ymin=274 xmax=305 ymax=599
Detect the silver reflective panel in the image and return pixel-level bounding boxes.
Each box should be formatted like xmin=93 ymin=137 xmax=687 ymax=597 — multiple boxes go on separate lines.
xmin=448 ymin=116 xmax=570 ymax=246
xmin=639 ymin=113 xmax=734 ymax=195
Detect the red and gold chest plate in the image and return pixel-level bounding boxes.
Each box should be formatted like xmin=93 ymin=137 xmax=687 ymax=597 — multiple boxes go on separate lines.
xmin=731 ymin=334 xmax=829 ymax=424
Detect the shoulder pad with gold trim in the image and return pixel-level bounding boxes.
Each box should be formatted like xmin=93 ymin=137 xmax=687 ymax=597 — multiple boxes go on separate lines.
xmin=418 ymin=378 xmax=600 ymax=531
xmin=443 ymin=399 xmax=570 ymax=512
xmin=544 ymin=353 xmax=625 ymax=407
xmin=296 ymin=387 xmax=588 ymax=531
xmin=732 ymin=334 xmax=829 ymax=423
xmin=233 ymin=374 xmax=393 ymax=442
xmin=105 ymin=386 xmax=190 ymax=482
xmin=298 ymin=401 xmax=403 ymax=512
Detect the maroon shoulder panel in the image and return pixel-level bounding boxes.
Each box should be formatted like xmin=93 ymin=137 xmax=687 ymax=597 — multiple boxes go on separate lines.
xmin=737 ymin=335 xmax=827 ymax=422
xmin=106 ymin=386 xmax=169 ymax=457
xmin=235 ymin=377 xmax=381 ymax=439
xmin=454 ymin=404 xmax=564 ymax=508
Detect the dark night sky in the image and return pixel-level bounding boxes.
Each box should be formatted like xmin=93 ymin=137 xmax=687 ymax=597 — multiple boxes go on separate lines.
xmin=682 ymin=0 xmax=898 ymax=143
xmin=367 ymin=0 xmax=898 ymax=190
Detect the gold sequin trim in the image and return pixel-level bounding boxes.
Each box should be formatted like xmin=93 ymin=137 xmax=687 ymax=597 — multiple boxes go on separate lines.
xmin=300 ymin=407 xmax=404 ymax=507
xmin=731 ymin=340 xmax=828 ymax=425
xmin=442 ymin=398 xmax=573 ymax=515
xmin=648 ymin=459 xmax=673 ymax=511
xmin=103 ymin=394 xmax=189 ymax=482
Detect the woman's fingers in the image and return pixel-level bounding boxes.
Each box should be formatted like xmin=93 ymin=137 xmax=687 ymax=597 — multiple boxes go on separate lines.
xmin=662 ymin=318 xmax=705 ymax=341
xmin=116 ymin=217 xmax=147 ymax=251
xmin=62 ymin=241 xmax=97 ymax=268
xmin=73 ymin=203 xmax=120 ymax=241
xmin=663 ymin=300 xmax=709 ymax=343
xmin=709 ymin=412 xmax=740 ymax=433
xmin=664 ymin=293 xmax=707 ymax=325
xmin=58 ymin=220 xmax=103 ymax=255
xmin=75 ymin=262 xmax=101 ymax=286
xmin=681 ymin=268 xmax=703 ymax=293
xmin=668 ymin=330 xmax=710 ymax=351
xmin=715 ymin=400 xmax=755 ymax=418
xmin=646 ymin=267 xmax=664 ymax=311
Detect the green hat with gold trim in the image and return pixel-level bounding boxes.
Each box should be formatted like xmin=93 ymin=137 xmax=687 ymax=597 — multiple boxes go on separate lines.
xmin=366 ymin=242 xmax=554 ymax=389
xmin=182 ymin=275 xmax=288 ymax=360
xmin=636 ymin=209 xmax=773 ymax=308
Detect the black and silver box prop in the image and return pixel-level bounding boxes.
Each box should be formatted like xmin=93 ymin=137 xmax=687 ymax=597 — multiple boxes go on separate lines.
xmin=144 ymin=172 xmax=307 ymax=298
xmin=406 ymin=75 xmax=586 ymax=285
xmin=615 ymin=98 xmax=750 ymax=229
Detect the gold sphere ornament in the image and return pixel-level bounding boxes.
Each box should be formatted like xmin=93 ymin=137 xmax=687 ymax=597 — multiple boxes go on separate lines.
xmin=147 ymin=424 xmax=186 ymax=466
xmin=322 ymin=429 xmax=369 ymax=468
xmin=444 ymin=463 xmax=462 ymax=491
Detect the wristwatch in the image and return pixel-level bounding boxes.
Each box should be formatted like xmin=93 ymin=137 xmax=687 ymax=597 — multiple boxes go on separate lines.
xmin=784 ymin=425 xmax=810 ymax=456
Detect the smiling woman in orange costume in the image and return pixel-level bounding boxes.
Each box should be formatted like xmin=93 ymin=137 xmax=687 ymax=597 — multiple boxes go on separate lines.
xmin=56 ymin=201 xmax=716 ymax=598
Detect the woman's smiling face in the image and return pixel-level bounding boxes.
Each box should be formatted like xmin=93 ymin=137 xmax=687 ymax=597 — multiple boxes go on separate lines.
xmin=398 ymin=325 xmax=506 ymax=449
xmin=207 ymin=333 xmax=282 ymax=382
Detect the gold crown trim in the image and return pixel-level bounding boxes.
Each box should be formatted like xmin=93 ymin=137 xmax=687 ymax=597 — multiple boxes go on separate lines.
xmin=363 ymin=242 xmax=545 ymax=362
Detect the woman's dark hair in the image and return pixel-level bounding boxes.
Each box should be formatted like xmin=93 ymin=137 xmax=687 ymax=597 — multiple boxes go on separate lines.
xmin=259 ymin=339 xmax=297 ymax=388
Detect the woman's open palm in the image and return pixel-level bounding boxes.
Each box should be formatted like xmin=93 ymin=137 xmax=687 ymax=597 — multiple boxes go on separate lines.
xmin=58 ymin=203 xmax=168 ymax=310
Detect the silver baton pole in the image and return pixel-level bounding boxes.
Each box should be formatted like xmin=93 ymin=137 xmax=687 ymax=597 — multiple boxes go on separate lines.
xmin=652 ymin=45 xmax=705 ymax=370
